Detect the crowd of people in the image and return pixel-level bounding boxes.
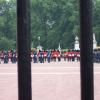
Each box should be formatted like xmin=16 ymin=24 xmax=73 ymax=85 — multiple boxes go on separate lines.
xmin=0 ymin=49 xmax=80 ymax=64
xmin=0 ymin=49 xmax=100 ymax=64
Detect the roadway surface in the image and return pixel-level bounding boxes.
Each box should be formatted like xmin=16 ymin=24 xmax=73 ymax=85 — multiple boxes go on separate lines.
xmin=0 ymin=61 xmax=100 ymax=100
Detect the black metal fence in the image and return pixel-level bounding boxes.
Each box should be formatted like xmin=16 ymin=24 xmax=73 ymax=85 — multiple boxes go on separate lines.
xmin=17 ymin=0 xmax=32 ymax=100
xmin=80 ymin=0 xmax=94 ymax=100
xmin=17 ymin=0 xmax=94 ymax=100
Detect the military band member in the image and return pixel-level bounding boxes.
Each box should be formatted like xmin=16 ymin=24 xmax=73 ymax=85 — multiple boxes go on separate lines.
xmin=4 ymin=52 xmax=9 ymax=64
xmin=33 ymin=50 xmax=38 ymax=63
xmin=38 ymin=50 xmax=44 ymax=63
xmin=47 ymin=51 xmax=51 ymax=63
xmin=11 ymin=51 xmax=17 ymax=63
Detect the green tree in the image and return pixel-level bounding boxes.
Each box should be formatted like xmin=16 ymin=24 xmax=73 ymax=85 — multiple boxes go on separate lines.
xmin=31 ymin=0 xmax=79 ymax=49
xmin=0 ymin=37 xmax=15 ymax=50
xmin=0 ymin=0 xmax=100 ymax=50
xmin=0 ymin=0 xmax=16 ymax=50
xmin=93 ymin=0 xmax=100 ymax=46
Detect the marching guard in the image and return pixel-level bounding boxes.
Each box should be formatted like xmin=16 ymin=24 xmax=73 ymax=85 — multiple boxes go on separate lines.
xmin=47 ymin=50 xmax=51 ymax=63
xmin=4 ymin=52 xmax=9 ymax=64
xmin=33 ymin=50 xmax=38 ymax=63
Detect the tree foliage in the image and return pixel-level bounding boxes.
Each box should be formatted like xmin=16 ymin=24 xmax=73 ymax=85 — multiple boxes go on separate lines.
xmin=0 ymin=0 xmax=100 ymax=50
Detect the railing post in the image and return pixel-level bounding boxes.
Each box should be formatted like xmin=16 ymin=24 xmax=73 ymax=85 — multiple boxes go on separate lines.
xmin=79 ymin=0 xmax=94 ymax=100
xmin=17 ymin=0 xmax=32 ymax=100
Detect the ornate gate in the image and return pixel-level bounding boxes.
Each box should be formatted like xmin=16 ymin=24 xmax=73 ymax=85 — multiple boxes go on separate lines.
xmin=17 ymin=0 xmax=94 ymax=100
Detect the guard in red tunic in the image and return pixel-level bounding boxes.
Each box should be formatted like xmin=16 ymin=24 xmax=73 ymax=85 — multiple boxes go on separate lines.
xmin=43 ymin=50 xmax=47 ymax=62
xmin=1 ymin=50 xmax=4 ymax=61
xmin=71 ymin=50 xmax=75 ymax=61
xmin=64 ymin=51 xmax=68 ymax=61
xmin=57 ymin=50 xmax=61 ymax=62
xmin=52 ymin=49 xmax=58 ymax=62
xmin=67 ymin=49 xmax=72 ymax=61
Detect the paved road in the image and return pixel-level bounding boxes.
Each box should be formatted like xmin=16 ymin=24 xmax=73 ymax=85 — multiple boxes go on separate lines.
xmin=0 ymin=62 xmax=100 ymax=100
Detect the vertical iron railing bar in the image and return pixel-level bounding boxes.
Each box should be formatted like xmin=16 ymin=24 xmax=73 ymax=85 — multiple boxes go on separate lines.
xmin=79 ymin=0 xmax=94 ymax=100
xmin=17 ymin=0 xmax=32 ymax=100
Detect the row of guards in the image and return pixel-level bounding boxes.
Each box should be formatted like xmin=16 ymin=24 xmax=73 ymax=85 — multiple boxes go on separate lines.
xmin=1 ymin=49 xmax=100 ymax=64
xmin=0 ymin=49 xmax=80 ymax=63
xmin=63 ymin=50 xmax=80 ymax=61
xmin=31 ymin=50 xmax=61 ymax=63
xmin=30 ymin=49 xmax=80 ymax=63
xmin=0 ymin=50 xmax=17 ymax=63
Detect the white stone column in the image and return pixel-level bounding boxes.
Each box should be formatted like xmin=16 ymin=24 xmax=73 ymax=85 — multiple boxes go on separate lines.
xmin=93 ymin=33 xmax=97 ymax=49
xmin=74 ymin=36 xmax=80 ymax=50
